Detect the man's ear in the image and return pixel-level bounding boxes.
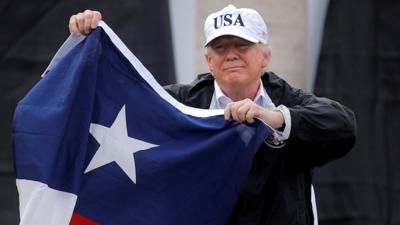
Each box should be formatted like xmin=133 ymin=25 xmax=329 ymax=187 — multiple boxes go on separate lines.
xmin=204 ymin=52 xmax=213 ymax=72
xmin=261 ymin=48 xmax=271 ymax=68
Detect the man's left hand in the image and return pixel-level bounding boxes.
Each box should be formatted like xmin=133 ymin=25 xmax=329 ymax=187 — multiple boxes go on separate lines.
xmin=224 ymin=98 xmax=284 ymax=129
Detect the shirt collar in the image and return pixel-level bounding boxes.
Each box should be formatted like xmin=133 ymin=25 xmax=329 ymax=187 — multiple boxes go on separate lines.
xmin=210 ymin=79 xmax=276 ymax=110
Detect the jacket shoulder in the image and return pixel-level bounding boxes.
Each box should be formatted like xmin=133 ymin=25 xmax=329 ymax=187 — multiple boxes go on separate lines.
xmin=163 ymin=73 xmax=214 ymax=108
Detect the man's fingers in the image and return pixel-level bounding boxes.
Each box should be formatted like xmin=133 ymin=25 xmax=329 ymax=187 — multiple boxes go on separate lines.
xmin=76 ymin=13 xmax=85 ymax=35
xmin=224 ymin=100 xmax=248 ymax=122
xmin=69 ymin=16 xmax=79 ymax=35
xmin=224 ymin=102 xmax=243 ymax=121
xmin=69 ymin=10 xmax=102 ymax=36
xmin=91 ymin=11 xmax=102 ymax=28
xmin=245 ymin=108 xmax=256 ymax=123
xmin=240 ymin=100 xmax=255 ymax=122
xmin=230 ymin=104 xmax=240 ymax=121
xmin=224 ymin=104 xmax=232 ymax=120
xmin=83 ymin=10 xmax=93 ymax=34
xmin=236 ymin=105 xmax=248 ymax=122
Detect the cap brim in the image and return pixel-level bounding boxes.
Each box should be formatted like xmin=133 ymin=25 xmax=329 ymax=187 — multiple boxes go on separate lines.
xmin=204 ymin=28 xmax=259 ymax=47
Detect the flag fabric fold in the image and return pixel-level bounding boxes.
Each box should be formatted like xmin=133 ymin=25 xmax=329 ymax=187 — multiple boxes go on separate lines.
xmin=13 ymin=22 xmax=272 ymax=225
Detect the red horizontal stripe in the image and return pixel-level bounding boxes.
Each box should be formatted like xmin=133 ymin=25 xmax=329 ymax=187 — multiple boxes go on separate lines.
xmin=70 ymin=212 xmax=99 ymax=225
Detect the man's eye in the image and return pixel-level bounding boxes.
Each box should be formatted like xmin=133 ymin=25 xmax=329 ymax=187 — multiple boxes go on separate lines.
xmin=213 ymin=45 xmax=227 ymax=52
xmin=237 ymin=43 xmax=251 ymax=49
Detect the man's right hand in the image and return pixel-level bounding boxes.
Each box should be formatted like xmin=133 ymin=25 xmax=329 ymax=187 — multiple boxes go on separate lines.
xmin=69 ymin=10 xmax=102 ymax=36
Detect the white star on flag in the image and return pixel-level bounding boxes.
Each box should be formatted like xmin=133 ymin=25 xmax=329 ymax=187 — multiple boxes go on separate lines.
xmin=85 ymin=105 xmax=158 ymax=183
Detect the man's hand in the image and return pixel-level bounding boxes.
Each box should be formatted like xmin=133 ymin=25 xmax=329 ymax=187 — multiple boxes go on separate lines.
xmin=69 ymin=10 xmax=102 ymax=36
xmin=224 ymin=99 xmax=284 ymax=129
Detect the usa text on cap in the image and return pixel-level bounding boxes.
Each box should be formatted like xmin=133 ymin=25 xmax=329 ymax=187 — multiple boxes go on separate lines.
xmin=204 ymin=4 xmax=268 ymax=46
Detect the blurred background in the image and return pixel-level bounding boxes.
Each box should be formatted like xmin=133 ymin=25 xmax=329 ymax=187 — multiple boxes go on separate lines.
xmin=1 ymin=0 xmax=399 ymax=224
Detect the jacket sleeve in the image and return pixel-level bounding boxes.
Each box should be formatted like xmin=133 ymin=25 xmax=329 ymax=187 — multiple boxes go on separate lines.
xmin=280 ymin=84 xmax=357 ymax=167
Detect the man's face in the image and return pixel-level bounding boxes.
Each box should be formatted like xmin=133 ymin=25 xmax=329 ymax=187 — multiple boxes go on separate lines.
xmin=205 ymin=36 xmax=270 ymax=97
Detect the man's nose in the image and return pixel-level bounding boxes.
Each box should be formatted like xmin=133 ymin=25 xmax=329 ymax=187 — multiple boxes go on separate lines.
xmin=226 ymin=46 xmax=239 ymax=61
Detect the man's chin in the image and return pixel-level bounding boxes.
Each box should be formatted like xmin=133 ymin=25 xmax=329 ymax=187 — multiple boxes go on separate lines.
xmin=222 ymin=76 xmax=247 ymax=88
xmin=222 ymin=70 xmax=243 ymax=78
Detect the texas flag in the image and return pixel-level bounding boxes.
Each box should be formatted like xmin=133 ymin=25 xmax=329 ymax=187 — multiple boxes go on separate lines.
xmin=13 ymin=22 xmax=272 ymax=225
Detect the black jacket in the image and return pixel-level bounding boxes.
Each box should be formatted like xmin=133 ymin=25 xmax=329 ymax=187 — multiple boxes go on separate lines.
xmin=164 ymin=72 xmax=356 ymax=225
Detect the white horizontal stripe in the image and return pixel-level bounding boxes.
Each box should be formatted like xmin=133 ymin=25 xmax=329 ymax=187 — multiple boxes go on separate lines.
xmin=17 ymin=179 xmax=77 ymax=225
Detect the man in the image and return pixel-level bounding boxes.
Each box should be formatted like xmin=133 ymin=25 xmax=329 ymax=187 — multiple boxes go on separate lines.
xmin=69 ymin=5 xmax=356 ymax=225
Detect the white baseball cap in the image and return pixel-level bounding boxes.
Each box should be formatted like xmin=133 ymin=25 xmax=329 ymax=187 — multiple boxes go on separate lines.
xmin=204 ymin=4 xmax=268 ymax=46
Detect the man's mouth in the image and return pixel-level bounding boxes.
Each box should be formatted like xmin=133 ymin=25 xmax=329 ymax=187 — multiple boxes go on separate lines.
xmin=223 ymin=66 xmax=244 ymax=71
